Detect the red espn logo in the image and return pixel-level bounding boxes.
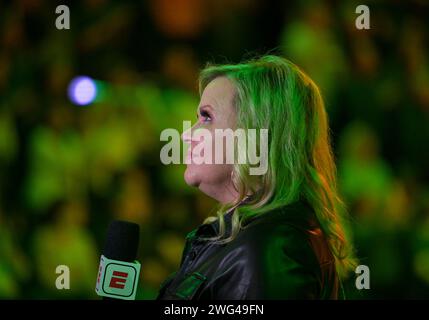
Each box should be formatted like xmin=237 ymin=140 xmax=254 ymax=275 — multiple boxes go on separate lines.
xmin=95 ymin=256 xmax=140 ymax=300
xmin=109 ymin=271 xmax=129 ymax=289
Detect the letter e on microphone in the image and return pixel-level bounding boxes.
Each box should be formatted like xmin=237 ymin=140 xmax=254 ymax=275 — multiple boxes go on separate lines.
xmin=95 ymin=255 xmax=141 ymax=300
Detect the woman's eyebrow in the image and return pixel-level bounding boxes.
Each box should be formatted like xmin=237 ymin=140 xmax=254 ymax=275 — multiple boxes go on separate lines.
xmin=196 ymin=104 xmax=214 ymax=117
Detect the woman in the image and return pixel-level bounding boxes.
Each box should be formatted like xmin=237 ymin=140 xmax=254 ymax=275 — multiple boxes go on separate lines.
xmin=157 ymin=55 xmax=356 ymax=300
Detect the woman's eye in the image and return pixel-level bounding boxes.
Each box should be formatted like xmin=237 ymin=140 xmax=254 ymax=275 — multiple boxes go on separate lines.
xmin=199 ymin=110 xmax=212 ymax=123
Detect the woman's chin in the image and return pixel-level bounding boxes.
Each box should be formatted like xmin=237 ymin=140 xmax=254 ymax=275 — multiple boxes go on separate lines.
xmin=184 ymin=167 xmax=200 ymax=187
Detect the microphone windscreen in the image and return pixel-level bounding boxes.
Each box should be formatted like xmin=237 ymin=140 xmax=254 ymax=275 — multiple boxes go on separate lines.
xmin=102 ymin=220 xmax=140 ymax=262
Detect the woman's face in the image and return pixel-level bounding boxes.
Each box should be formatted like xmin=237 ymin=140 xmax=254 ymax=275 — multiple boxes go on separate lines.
xmin=182 ymin=76 xmax=239 ymax=204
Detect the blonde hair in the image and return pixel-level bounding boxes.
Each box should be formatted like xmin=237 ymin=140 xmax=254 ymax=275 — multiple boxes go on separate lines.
xmin=198 ymin=55 xmax=357 ymax=279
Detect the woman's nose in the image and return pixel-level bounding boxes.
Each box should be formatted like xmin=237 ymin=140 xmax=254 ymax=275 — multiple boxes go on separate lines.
xmin=182 ymin=122 xmax=206 ymax=146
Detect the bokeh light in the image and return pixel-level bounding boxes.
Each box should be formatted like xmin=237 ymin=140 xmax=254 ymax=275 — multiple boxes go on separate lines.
xmin=68 ymin=76 xmax=97 ymax=106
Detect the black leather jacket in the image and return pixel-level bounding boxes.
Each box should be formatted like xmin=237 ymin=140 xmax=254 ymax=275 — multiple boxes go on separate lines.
xmin=156 ymin=200 xmax=338 ymax=300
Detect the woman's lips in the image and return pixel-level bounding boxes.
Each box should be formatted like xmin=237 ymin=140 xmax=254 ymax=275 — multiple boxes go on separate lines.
xmin=187 ymin=148 xmax=205 ymax=164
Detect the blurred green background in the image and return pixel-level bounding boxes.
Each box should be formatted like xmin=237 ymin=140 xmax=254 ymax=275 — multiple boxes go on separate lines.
xmin=0 ymin=0 xmax=428 ymax=299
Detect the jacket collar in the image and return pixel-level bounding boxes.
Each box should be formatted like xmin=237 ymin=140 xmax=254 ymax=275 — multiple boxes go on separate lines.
xmin=185 ymin=206 xmax=235 ymax=242
xmin=185 ymin=198 xmax=313 ymax=242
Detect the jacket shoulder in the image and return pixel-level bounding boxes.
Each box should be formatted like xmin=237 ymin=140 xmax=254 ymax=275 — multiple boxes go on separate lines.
xmin=220 ymin=202 xmax=336 ymax=299
xmin=238 ymin=209 xmax=322 ymax=271
xmin=239 ymin=202 xmax=329 ymax=266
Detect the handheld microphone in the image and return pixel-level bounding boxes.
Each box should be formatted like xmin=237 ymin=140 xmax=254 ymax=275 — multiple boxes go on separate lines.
xmin=95 ymin=220 xmax=141 ymax=300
